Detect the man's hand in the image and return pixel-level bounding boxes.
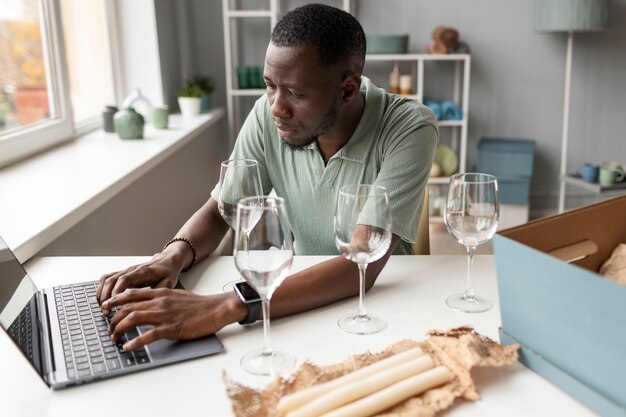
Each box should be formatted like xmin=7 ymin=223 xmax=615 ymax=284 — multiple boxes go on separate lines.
xmin=103 ymin=288 xmax=245 ymax=351
xmin=97 ymin=253 xmax=181 ymax=315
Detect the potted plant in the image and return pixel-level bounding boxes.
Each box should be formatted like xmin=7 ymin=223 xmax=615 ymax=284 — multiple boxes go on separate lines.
xmin=177 ymin=85 xmax=203 ymax=118
xmin=185 ymin=75 xmax=215 ymax=113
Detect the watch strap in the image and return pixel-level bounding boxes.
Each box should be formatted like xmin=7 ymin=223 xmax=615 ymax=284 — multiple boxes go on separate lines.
xmin=234 ymin=283 xmax=261 ymax=325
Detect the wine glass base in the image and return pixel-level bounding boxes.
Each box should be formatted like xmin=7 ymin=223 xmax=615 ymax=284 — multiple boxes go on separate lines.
xmin=338 ymin=313 xmax=387 ymax=335
xmin=240 ymin=348 xmax=296 ymax=376
xmin=446 ymin=293 xmax=493 ymax=313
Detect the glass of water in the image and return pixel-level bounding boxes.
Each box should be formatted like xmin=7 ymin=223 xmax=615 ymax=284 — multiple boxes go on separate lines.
xmin=234 ymin=195 xmax=295 ymax=375
xmin=444 ymin=172 xmax=499 ymax=313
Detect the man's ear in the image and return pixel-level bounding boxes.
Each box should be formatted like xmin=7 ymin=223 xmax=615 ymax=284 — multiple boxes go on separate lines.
xmin=341 ymin=74 xmax=361 ymax=103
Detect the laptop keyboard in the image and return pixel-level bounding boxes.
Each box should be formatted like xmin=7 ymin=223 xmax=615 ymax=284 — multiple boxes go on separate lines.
xmin=54 ymin=282 xmax=151 ymax=380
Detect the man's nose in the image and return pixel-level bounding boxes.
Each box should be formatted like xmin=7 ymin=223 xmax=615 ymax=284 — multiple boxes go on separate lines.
xmin=270 ymin=91 xmax=291 ymax=118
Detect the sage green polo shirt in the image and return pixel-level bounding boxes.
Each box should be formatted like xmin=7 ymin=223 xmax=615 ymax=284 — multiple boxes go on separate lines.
xmin=212 ymin=76 xmax=438 ymax=255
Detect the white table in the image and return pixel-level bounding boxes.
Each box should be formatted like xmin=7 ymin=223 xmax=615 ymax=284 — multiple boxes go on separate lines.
xmin=0 ymin=255 xmax=597 ymax=416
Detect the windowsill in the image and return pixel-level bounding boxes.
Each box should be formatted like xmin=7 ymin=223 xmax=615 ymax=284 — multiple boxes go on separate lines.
xmin=0 ymin=109 xmax=225 ymax=263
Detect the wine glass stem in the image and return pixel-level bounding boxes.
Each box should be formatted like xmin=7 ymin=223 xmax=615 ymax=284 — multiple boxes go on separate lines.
xmin=464 ymin=246 xmax=476 ymax=298
xmin=357 ymin=262 xmax=368 ymax=318
xmin=261 ymin=297 xmax=273 ymax=356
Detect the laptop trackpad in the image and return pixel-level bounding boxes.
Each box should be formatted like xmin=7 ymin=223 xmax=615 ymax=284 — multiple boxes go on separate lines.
xmin=138 ymin=326 xmax=224 ymax=362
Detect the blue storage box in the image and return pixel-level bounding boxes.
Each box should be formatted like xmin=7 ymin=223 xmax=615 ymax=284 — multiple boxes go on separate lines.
xmin=477 ymin=137 xmax=536 ymax=178
xmin=496 ymin=176 xmax=531 ymax=205
xmin=493 ymin=196 xmax=626 ymax=417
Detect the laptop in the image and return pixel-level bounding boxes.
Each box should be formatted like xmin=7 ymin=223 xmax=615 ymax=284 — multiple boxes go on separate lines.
xmin=0 ymin=235 xmax=224 ymax=389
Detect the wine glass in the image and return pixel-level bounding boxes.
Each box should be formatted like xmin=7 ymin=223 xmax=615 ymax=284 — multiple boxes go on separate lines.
xmin=218 ymin=159 xmax=263 ymax=292
xmin=234 ymin=195 xmax=296 ymax=375
xmin=444 ymin=172 xmax=499 ymax=313
xmin=334 ymin=184 xmax=392 ymax=335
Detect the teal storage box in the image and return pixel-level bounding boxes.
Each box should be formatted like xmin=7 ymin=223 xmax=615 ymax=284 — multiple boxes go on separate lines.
xmin=496 ymin=176 xmax=531 ymax=205
xmin=493 ymin=196 xmax=626 ymax=417
xmin=477 ymin=137 xmax=535 ymax=178
xmin=365 ymin=34 xmax=409 ymax=54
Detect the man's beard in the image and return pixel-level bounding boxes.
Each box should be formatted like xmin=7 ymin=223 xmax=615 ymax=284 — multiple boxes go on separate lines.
xmin=281 ymin=101 xmax=338 ymax=151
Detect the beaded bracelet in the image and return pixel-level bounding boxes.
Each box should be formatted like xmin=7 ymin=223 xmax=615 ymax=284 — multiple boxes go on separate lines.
xmin=163 ymin=237 xmax=197 ymax=273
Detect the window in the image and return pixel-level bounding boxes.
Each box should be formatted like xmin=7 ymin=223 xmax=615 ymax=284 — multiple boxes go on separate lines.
xmin=0 ymin=0 xmax=117 ymax=168
xmin=0 ymin=0 xmax=60 ymax=133
xmin=60 ymin=0 xmax=115 ymax=128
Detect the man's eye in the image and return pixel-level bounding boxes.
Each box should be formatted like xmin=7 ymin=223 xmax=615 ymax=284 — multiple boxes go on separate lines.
xmin=265 ymin=83 xmax=276 ymax=90
xmin=290 ymin=90 xmax=302 ymax=98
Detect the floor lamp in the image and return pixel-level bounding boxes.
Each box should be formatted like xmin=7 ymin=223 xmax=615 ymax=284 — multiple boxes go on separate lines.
xmin=534 ymin=0 xmax=610 ymax=213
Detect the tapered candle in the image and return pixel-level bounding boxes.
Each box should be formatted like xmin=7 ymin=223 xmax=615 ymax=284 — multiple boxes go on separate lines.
xmin=286 ymin=355 xmax=435 ymax=417
xmin=321 ymin=366 xmax=453 ymax=417
xmin=278 ymin=347 xmax=424 ymax=413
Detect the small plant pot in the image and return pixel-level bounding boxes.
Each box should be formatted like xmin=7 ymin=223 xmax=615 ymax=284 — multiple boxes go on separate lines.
xmin=178 ymin=97 xmax=201 ymax=118
xmin=200 ymin=94 xmax=213 ymax=113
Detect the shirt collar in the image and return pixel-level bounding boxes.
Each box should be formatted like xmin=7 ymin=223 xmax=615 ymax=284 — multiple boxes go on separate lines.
xmin=333 ymin=76 xmax=384 ymax=164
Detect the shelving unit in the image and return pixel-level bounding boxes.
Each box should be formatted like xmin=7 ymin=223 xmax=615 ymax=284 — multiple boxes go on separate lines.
xmin=222 ymin=0 xmax=278 ymax=148
xmin=364 ymin=54 xmax=471 ymax=223
xmin=364 ymin=54 xmax=471 ymax=185
xmin=222 ymin=2 xmax=471 ymax=223
xmin=560 ymin=173 xmax=626 ymax=208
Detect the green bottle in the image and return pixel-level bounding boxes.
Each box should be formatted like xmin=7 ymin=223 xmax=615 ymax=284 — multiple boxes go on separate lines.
xmin=114 ymin=107 xmax=144 ymax=139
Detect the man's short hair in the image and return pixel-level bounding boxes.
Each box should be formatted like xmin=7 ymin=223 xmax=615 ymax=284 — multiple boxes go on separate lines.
xmin=270 ymin=3 xmax=366 ymax=74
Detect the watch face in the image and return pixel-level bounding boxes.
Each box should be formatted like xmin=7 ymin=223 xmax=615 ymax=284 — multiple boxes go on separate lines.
xmin=235 ymin=282 xmax=261 ymax=302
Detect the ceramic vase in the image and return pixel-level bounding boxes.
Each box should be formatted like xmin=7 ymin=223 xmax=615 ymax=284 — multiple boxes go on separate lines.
xmin=122 ymin=88 xmax=153 ymax=122
xmin=114 ymin=107 xmax=144 ymax=139
xmin=102 ymin=105 xmax=118 ymax=133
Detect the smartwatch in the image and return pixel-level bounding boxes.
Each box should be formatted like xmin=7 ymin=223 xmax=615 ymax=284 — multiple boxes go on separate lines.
xmin=233 ymin=282 xmax=261 ymax=325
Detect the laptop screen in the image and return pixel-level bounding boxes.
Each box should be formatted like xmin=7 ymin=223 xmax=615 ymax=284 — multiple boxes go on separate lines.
xmin=0 ymin=237 xmax=38 ymax=330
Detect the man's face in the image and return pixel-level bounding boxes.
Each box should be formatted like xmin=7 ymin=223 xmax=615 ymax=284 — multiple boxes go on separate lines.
xmin=263 ymin=43 xmax=344 ymax=149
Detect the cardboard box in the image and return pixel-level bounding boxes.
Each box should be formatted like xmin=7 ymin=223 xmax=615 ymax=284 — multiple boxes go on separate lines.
xmin=493 ymin=196 xmax=626 ymax=417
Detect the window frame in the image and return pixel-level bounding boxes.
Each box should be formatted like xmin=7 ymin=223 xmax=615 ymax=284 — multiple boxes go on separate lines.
xmin=0 ymin=0 xmax=121 ymax=167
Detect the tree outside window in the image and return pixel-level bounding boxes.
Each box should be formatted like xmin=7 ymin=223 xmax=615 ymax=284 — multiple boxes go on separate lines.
xmin=0 ymin=0 xmax=50 ymax=132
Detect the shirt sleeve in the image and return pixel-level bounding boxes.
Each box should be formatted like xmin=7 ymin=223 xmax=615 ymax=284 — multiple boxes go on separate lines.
xmin=374 ymin=123 xmax=438 ymax=245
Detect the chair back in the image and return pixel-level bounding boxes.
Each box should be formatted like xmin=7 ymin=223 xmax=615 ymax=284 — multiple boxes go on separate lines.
xmin=413 ymin=188 xmax=430 ymax=255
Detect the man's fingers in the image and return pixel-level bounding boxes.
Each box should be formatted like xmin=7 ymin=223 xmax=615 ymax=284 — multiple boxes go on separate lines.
xmin=122 ymin=327 xmax=162 ymax=351
xmin=99 ymin=273 xmax=128 ymax=314
xmin=109 ymin=268 xmax=151 ymax=297
xmin=103 ymin=288 xmax=155 ymax=313
xmin=99 ymin=264 xmax=149 ymax=301
xmin=108 ymin=300 xmax=158 ymax=337
xmin=96 ymin=271 xmax=118 ymax=302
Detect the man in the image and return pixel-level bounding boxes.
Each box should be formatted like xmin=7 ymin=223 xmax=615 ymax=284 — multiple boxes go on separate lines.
xmin=97 ymin=3 xmax=437 ymax=351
